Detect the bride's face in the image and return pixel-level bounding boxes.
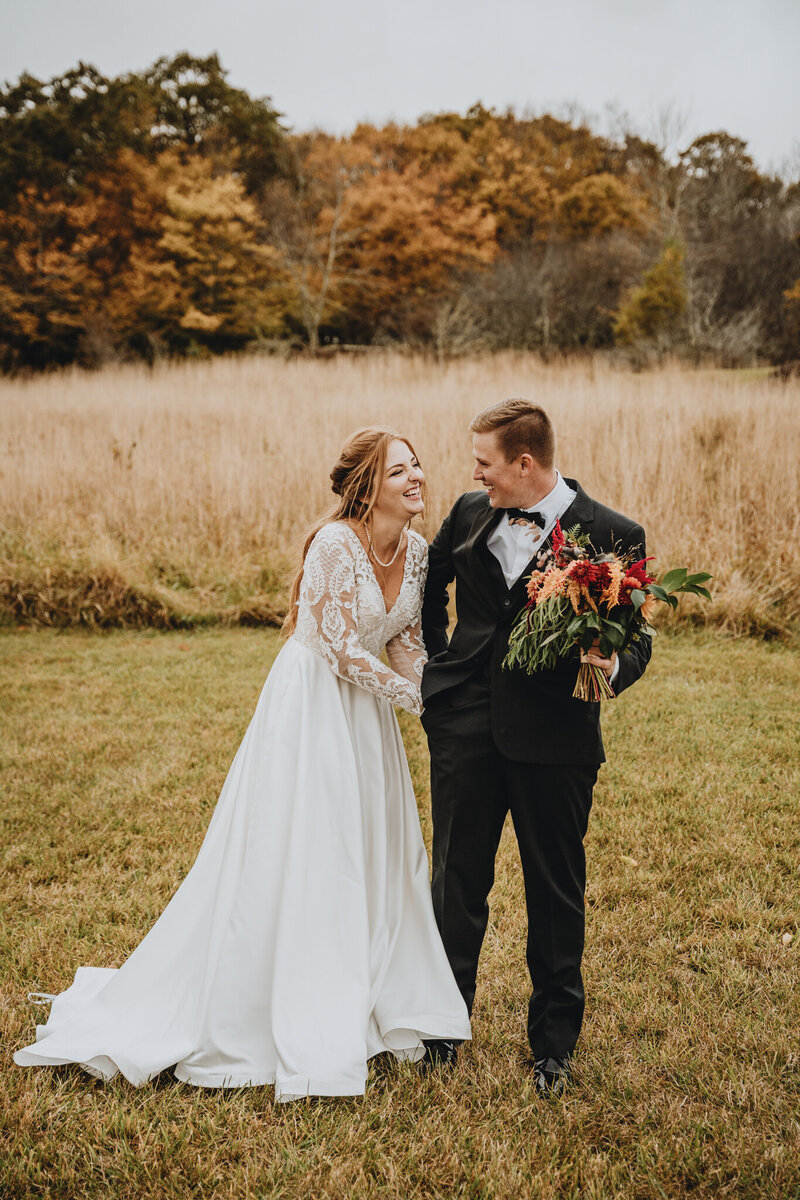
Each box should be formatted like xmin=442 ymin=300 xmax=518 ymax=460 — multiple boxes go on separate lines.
xmin=373 ymin=439 xmax=424 ymax=522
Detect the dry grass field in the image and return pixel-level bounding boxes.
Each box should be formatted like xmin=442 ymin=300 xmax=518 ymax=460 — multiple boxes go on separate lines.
xmin=2 ymin=627 xmax=799 ymax=1199
xmin=1 ymin=353 xmax=798 ymax=634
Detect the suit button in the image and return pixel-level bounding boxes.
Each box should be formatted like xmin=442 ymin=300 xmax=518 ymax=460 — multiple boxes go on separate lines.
xmin=503 ymin=598 xmax=511 ymax=607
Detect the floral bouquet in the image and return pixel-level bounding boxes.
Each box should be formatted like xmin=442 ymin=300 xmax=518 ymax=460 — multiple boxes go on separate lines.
xmin=503 ymin=520 xmax=712 ymax=702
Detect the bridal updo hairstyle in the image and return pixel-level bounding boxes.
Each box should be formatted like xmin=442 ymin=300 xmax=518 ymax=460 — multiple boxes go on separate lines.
xmin=282 ymin=427 xmax=425 ymax=636
xmin=469 ymin=398 xmax=555 ymax=468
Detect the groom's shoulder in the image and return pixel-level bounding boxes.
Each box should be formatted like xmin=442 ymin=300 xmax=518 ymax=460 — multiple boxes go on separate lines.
xmin=570 ymin=481 xmax=645 ymax=541
xmin=450 ymin=489 xmax=490 ymax=521
xmin=432 ymin=489 xmax=489 ymax=538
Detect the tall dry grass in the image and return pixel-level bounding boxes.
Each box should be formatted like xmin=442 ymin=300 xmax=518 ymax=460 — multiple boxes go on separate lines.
xmin=1 ymin=354 xmax=798 ymax=633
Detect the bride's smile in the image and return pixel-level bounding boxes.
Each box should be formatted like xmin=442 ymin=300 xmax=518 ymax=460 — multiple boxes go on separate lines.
xmin=373 ymin=439 xmax=425 ymax=528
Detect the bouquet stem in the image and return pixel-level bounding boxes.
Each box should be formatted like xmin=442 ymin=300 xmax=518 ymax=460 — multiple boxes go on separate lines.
xmin=574 ymin=661 xmax=616 ymax=702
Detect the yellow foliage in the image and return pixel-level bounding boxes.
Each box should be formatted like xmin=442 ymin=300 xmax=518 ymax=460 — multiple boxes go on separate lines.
xmin=179 ymin=308 xmax=224 ymax=332
xmin=558 ymin=173 xmax=647 ymax=239
xmin=614 ymin=243 xmax=686 ymax=347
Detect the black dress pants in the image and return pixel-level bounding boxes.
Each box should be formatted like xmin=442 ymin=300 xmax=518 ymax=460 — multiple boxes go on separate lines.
xmin=423 ymin=681 xmax=597 ymax=1059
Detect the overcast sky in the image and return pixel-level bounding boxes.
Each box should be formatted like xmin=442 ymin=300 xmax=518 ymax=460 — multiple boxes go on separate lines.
xmin=2 ymin=0 xmax=798 ymax=175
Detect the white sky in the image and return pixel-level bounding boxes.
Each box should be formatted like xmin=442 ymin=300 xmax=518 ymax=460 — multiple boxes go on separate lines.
xmin=2 ymin=0 xmax=798 ymax=175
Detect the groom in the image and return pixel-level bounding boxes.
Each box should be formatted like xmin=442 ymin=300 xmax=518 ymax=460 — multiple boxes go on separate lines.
xmin=420 ymin=399 xmax=651 ymax=1093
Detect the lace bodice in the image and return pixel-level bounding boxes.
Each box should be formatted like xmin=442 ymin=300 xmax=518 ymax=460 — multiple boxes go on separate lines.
xmin=293 ymin=522 xmax=428 ymax=715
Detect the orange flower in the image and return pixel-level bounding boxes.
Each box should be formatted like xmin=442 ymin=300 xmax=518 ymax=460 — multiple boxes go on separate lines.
xmin=640 ymin=593 xmax=658 ymax=623
xmin=536 ymin=567 xmax=568 ymax=606
xmin=565 ymin=578 xmax=584 ymax=614
xmin=600 ymin=559 xmax=625 ymax=609
xmin=526 ymin=573 xmax=544 ymax=602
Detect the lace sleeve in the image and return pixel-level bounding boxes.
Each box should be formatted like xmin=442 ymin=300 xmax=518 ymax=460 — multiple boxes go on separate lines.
xmin=298 ymin=526 xmax=423 ymax=715
xmin=385 ymin=534 xmax=428 ymax=690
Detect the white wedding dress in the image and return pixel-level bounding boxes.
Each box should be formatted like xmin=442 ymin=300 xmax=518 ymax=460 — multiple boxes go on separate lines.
xmin=14 ymin=522 xmax=470 ymax=1101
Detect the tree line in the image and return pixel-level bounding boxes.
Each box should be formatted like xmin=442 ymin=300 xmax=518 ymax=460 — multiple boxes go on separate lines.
xmin=1 ymin=53 xmax=798 ymax=372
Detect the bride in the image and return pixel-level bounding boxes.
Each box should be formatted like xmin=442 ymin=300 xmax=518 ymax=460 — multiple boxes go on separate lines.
xmin=15 ymin=428 xmax=470 ymax=1101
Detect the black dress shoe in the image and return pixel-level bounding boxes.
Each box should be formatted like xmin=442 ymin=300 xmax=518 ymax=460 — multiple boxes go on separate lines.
xmin=532 ymin=1054 xmax=572 ymax=1096
xmin=417 ymin=1039 xmax=459 ymax=1074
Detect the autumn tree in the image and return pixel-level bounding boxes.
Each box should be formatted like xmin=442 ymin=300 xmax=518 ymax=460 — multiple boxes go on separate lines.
xmin=159 ymin=154 xmax=283 ymax=351
xmin=261 ymin=135 xmax=373 ymax=351
xmin=409 ymin=111 xmax=554 ymax=246
xmin=0 ymin=186 xmax=89 ymax=369
xmin=677 ymin=133 xmax=797 ymax=362
xmin=0 ymin=148 xmax=283 ymax=369
xmin=614 ymin=241 xmax=687 ymax=355
xmin=460 ymin=231 xmax=649 ymax=355
xmin=558 ymin=172 xmax=648 ymax=239
xmin=0 ymin=55 xmax=285 ymax=207
xmin=2 ymin=70 xmax=799 ymax=369
xmin=263 ymin=125 xmax=497 ymax=347
xmin=0 ymin=150 xmax=175 ymax=369
xmin=139 ymin=54 xmax=286 ymax=193
xmin=0 ymin=65 xmax=154 ymax=207
xmin=336 ymin=154 xmax=497 ymax=341
xmin=0 ymin=56 xmax=288 ymax=368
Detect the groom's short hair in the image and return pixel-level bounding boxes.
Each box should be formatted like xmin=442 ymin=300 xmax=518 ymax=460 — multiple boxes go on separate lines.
xmin=469 ymin=399 xmax=555 ymax=467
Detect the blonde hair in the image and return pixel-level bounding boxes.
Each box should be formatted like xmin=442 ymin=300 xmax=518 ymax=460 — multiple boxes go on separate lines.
xmin=282 ymin=427 xmax=425 ymax=636
xmin=469 ymin=398 xmax=555 ymax=467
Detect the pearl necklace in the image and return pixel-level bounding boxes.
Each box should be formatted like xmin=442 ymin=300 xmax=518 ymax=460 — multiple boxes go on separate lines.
xmin=367 ymin=526 xmax=405 ymax=568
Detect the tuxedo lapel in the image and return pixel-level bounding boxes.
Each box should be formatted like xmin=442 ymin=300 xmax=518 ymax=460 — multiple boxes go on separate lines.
xmin=466 ymin=499 xmax=507 ymax=593
xmin=558 ymin=480 xmax=595 ymax=538
xmin=467 ymin=497 xmax=505 ymax=551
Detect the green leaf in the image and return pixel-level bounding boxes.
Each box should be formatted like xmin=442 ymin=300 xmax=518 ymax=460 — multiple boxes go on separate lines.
xmin=630 ymin=588 xmax=646 ymax=610
xmin=648 ymin=584 xmax=670 ymax=603
xmin=684 ymin=584 xmax=712 ymax=601
xmin=601 ymin=626 xmax=625 ymax=650
xmin=661 ymin=568 xmax=688 ymax=592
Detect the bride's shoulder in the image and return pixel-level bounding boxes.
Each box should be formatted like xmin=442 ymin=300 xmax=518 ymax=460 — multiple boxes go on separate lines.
xmin=305 ymin=521 xmax=360 ymax=564
xmin=406 ymin=528 xmax=429 ymax=561
xmin=310 ymin=520 xmax=356 ymax=546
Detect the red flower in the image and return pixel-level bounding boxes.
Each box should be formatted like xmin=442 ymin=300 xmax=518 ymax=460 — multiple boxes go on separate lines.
xmin=627 ymin=556 xmax=656 ymax=586
xmin=551 ymin=519 xmax=565 ymax=560
xmin=568 ymin=559 xmax=610 ymax=594
xmin=619 ymin=576 xmax=639 ymax=605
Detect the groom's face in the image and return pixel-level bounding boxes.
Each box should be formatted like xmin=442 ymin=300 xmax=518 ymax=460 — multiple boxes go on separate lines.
xmin=472 ymin=431 xmax=526 ymax=508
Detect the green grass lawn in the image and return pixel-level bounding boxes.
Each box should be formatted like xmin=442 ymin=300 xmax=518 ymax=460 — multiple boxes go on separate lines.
xmin=1 ymin=629 xmax=798 ymax=1199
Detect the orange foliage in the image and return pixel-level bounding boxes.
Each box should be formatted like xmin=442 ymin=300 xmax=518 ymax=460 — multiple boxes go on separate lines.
xmin=338 ymin=158 xmax=497 ymax=334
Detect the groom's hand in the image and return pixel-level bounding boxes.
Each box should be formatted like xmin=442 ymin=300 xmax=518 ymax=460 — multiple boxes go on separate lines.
xmin=581 ymin=638 xmax=617 ymax=680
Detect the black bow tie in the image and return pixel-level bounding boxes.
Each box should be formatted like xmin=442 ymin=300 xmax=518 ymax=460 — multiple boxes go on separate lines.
xmin=505 ymin=508 xmax=545 ymax=527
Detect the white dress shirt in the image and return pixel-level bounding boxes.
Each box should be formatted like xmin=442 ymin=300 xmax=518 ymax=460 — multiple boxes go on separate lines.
xmin=486 ymin=470 xmax=576 ymax=589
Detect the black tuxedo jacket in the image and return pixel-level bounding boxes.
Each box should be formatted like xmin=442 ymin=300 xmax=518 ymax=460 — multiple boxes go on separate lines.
xmin=421 ymin=481 xmax=651 ymax=765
